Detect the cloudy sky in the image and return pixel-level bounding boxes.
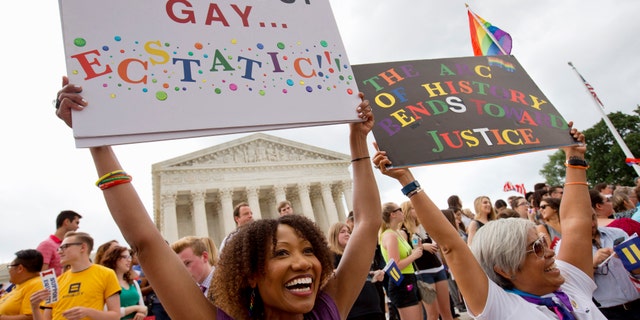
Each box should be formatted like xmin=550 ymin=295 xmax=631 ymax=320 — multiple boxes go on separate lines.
xmin=1 ymin=0 xmax=638 ymax=263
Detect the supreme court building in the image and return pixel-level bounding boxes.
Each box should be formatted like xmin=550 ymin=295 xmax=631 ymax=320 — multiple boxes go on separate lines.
xmin=152 ymin=133 xmax=353 ymax=246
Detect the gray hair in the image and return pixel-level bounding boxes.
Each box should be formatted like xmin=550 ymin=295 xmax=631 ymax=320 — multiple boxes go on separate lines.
xmin=469 ymin=218 xmax=535 ymax=290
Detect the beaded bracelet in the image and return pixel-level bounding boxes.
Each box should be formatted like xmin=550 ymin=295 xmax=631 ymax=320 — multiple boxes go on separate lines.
xmin=95 ymin=170 xmax=127 ymax=186
xmin=351 ymin=156 xmax=370 ymax=162
xmin=564 ymin=182 xmax=588 ymax=186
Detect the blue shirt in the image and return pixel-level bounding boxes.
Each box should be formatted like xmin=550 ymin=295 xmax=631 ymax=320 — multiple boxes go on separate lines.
xmin=592 ymin=226 xmax=640 ymax=307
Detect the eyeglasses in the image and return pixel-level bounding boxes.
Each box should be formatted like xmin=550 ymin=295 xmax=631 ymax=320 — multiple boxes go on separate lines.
xmin=517 ymin=202 xmax=530 ymax=207
xmin=539 ymin=205 xmax=548 ymax=209
xmin=526 ymin=235 xmax=549 ymax=259
xmin=119 ymin=255 xmax=132 ymax=260
xmin=6 ymin=264 xmax=20 ymax=269
xmin=57 ymin=242 xmax=83 ymax=251
xmin=391 ymin=208 xmax=402 ymax=214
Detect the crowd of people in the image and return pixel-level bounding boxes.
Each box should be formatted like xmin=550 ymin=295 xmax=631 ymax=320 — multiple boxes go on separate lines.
xmin=0 ymin=78 xmax=639 ymax=320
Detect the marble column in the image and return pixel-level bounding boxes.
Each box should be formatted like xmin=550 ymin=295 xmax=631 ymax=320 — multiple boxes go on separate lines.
xmin=332 ymin=185 xmax=346 ymax=221
xmin=191 ymin=190 xmax=208 ymax=237
xmin=273 ymin=184 xmax=287 ymax=204
xmin=297 ymin=183 xmax=315 ymax=221
xmin=161 ymin=192 xmax=179 ymax=243
xmin=311 ymin=189 xmax=327 ymax=230
xmin=246 ymin=186 xmax=262 ymax=220
xmin=219 ymin=188 xmax=236 ymax=236
xmin=342 ymin=180 xmax=353 ymax=213
xmin=321 ymin=182 xmax=339 ymax=227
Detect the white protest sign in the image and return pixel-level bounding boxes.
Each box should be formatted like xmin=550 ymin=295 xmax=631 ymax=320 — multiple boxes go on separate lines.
xmin=58 ymin=0 xmax=360 ymax=147
xmin=40 ymin=269 xmax=59 ymax=304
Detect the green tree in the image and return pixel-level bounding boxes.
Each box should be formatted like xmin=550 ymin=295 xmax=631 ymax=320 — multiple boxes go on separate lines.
xmin=540 ymin=106 xmax=640 ymax=186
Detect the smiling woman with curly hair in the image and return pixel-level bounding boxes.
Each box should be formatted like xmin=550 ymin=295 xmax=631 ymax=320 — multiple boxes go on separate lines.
xmin=51 ymin=80 xmax=382 ymax=320
xmin=211 ymin=215 xmax=334 ymax=319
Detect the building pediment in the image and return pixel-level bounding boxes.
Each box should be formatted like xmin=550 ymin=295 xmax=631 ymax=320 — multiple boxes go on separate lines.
xmin=153 ymin=133 xmax=350 ymax=170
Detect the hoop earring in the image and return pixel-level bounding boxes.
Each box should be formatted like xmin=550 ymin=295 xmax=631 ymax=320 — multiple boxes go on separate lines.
xmin=249 ymin=287 xmax=256 ymax=317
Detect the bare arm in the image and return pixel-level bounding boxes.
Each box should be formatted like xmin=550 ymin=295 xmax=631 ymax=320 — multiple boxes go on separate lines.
xmin=372 ymin=151 xmax=489 ymax=315
xmin=555 ymin=123 xmax=592 ymax=277
xmin=54 ymin=76 xmax=216 ymax=319
xmin=324 ymin=94 xmax=383 ymax=318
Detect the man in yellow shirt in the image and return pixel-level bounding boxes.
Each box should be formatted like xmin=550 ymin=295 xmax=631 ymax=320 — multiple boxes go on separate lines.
xmin=30 ymin=232 xmax=121 ymax=320
xmin=0 ymin=249 xmax=44 ymax=320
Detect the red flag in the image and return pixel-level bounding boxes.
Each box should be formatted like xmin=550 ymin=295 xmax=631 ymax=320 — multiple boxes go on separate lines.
xmin=503 ymin=181 xmax=515 ymax=192
xmin=504 ymin=181 xmax=526 ymax=195
xmin=626 ymin=158 xmax=640 ymax=166
xmin=515 ymin=184 xmax=527 ymax=195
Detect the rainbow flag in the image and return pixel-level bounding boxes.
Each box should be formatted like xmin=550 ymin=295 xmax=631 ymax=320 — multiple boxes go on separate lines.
xmin=467 ymin=7 xmax=512 ymax=56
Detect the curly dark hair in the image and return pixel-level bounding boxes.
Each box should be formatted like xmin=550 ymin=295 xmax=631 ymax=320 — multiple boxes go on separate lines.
xmin=211 ymin=214 xmax=333 ymax=319
xmin=99 ymin=245 xmax=133 ymax=284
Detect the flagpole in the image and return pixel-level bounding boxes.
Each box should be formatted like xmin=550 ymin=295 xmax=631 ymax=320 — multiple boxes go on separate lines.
xmin=465 ymin=4 xmax=508 ymax=55
xmin=568 ymin=61 xmax=640 ymax=177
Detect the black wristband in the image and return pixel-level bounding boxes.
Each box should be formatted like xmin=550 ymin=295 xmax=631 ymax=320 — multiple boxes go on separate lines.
xmin=566 ymin=157 xmax=588 ymax=167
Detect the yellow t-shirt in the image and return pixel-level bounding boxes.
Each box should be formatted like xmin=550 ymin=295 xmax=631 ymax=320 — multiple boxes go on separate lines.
xmin=0 ymin=276 xmax=43 ymax=315
xmin=49 ymin=264 xmax=121 ymax=320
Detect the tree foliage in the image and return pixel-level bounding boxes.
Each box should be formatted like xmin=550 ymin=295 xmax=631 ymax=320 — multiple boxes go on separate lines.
xmin=540 ymin=106 xmax=640 ymax=186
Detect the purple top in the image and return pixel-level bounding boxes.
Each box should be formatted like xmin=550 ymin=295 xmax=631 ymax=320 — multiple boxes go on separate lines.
xmin=216 ymin=291 xmax=339 ymax=319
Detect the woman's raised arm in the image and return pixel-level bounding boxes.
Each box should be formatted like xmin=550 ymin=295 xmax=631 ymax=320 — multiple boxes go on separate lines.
xmin=555 ymin=123 xmax=592 ymax=277
xmin=325 ymin=93 xmax=383 ymax=318
xmin=55 ymin=76 xmax=217 ymax=319
xmin=372 ymin=149 xmax=489 ymax=315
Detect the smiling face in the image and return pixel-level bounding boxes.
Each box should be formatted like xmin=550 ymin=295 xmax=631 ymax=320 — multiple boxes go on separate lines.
xmin=254 ymin=224 xmax=322 ymax=317
xmin=511 ymin=228 xmax=565 ymax=295
xmin=539 ymin=200 xmax=555 ymax=220
xmin=116 ymin=250 xmax=132 ymax=273
xmin=338 ymin=225 xmax=351 ymax=248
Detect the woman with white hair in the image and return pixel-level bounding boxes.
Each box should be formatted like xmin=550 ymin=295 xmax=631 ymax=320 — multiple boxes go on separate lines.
xmin=372 ymin=124 xmax=606 ymax=319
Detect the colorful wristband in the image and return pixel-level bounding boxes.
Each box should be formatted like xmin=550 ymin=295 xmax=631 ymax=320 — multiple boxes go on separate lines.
xmin=96 ymin=170 xmax=127 ymax=186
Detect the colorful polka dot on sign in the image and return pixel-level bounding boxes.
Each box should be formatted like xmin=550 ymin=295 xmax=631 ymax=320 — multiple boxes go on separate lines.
xmin=74 ymin=38 xmax=86 ymax=47
xmin=155 ymin=91 xmax=168 ymax=101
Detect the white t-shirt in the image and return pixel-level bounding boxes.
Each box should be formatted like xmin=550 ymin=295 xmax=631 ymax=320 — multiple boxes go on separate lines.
xmin=470 ymin=260 xmax=605 ymax=319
